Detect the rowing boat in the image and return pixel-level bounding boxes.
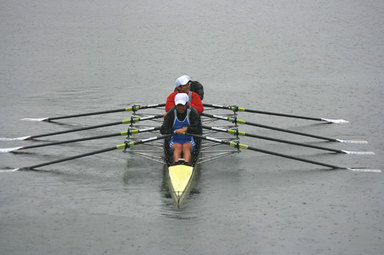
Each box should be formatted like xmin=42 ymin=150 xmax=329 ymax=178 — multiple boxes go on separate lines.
xmin=121 ymin=110 xmax=238 ymax=208
xmin=163 ymin=138 xmax=201 ymax=208
xmin=0 ymin=100 xmax=380 ymax=209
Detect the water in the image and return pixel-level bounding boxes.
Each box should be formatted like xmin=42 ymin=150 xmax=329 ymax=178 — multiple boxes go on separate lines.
xmin=1 ymin=0 xmax=384 ymax=254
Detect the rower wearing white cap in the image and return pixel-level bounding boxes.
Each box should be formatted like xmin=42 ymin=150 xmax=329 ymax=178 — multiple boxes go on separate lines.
xmin=165 ymin=75 xmax=204 ymax=114
xmin=160 ymin=93 xmax=202 ymax=164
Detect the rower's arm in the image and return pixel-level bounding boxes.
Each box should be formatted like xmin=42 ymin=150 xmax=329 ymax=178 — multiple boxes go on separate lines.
xmin=189 ymin=92 xmax=204 ymax=114
xmin=187 ymin=109 xmax=202 ymax=135
xmin=160 ymin=110 xmax=175 ymax=134
xmin=165 ymin=92 xmax=176 ymax=112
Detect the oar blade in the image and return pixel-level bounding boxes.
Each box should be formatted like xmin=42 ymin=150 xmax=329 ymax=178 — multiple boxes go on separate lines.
xmin=347 ymin=168 xmax=382 ymax=173
xmin=0 ymin=147 xmax=23 ymax=153
xmin=21 ymin=117 xmax=49 ymax=122
xmin=341 ymin=150 xmax=375 ymax=155
xmin=321 ymin=118 xmax=349 ymax=124
xmin=336 ymin=139 xmax=368 ymax=144
xmin=0 ymin=136 xmax=31 ymax=141
xmin=0 ymin=168 xmax=21 ymax=173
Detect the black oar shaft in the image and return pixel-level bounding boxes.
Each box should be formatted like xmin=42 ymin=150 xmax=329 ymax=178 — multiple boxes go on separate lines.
xmin=203 ymin=103 xmax=322 ymax=121
xmin=30 ymin=115 xmax=162 ymax=139
xmin=202 ymin=113 xmax=336 ymax=142
xmin=20 ymin=134 xmax=172 ymax=171
xmin=24 ymin=133 xmax=123 ymax=149
xmin=202 ymin=126 xmax=341 ymax=153
xmin=47 ymin=109 xmax=126 ymax=121
xmin=241 ymin=109 xmax=321 ymax=121
xmin=23 ymin=146 xmax=121 ymax=170
xmin=244 ymin=121 xmax=335 ymax=141
xmin=32 ymin=121 xmax=124 ymax=139
xmin=191 ymin=134 xmax=345 ymax=169
xmin=45 ymin=104 xmax=165 ymax=121
xmin=243 ymin=132 xmax=341 ymax=153
xmin=23 ymin=127 xmax=161 ymax=150
xmin=243 ymin=144 xmax=343 ymax=169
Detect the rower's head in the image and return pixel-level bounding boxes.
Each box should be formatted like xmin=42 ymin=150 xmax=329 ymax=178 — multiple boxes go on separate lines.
xmin=174 ymin=93 xmax=188 ymax=113
xmin=175 ymin=75 xmax=191 ymax=94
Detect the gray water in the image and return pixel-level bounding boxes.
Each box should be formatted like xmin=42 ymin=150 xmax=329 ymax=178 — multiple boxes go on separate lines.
xmin=1 ymin=0 xmax=384 ymax=254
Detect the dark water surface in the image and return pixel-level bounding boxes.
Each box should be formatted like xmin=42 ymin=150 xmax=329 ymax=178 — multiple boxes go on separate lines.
xmin=1 ymin=0 xmax=383 ymax=254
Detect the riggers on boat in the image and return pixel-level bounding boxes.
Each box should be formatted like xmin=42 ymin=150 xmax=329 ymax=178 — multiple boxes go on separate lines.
xmin=163 ymin=137 xmax=201 ymax=208
xmin=1 ymin=100 xmax=380 ymax=208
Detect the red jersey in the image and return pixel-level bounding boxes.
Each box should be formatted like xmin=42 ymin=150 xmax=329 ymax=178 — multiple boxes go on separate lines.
xmin=165 ymin=91 xmax=204 ymax=114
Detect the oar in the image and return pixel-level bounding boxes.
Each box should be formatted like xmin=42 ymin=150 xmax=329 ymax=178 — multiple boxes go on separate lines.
xmin=201 ymin=113 xmax=367 ymax=144
xmin=202 ymin=126 xmax=374 ymax=155
xmin=0 ymin=134 xmax=172 ymax=173
xmin=189 ymin=134 xmax=381 ymax=173
xmin=21 ymin=103 xmax=165 ymax=122
xmin=0 ymin=127 xmax=160 ymax=153
xmin=0 ymin=115 xmax=163 ymax=141
xmin=203 ymin=103 xmax=349 ymax=124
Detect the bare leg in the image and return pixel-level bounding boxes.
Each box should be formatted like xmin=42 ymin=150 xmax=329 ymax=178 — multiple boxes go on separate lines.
xmin=171 ymin=143 xmax=183 ymax=162
xmin=182 ymin=143 xmax=193 ymax=162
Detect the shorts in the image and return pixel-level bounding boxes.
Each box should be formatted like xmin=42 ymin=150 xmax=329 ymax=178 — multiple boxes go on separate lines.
xmin=169 ymin=137 xmax=196 ymax=153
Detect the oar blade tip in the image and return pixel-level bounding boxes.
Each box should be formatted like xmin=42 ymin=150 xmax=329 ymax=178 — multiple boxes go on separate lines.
xmin=0 ymin=168 xmax=20 ymax=173
xmin=0 ymin=136 xmax=31 ymax=141
xmin=0 ymin=147 xmax=23 ymax=153
xmin=341 ymin=150 xmax=376 ymax=155
xmin=336 ymin=139 xmax=368 ymax=144
xmin=347 ymin=168 xmax=382 ymax=173
xmin=21 ymin=117 xmax=49 ymax=122
xmin=321 ymin=118 xmax=349 ymax=124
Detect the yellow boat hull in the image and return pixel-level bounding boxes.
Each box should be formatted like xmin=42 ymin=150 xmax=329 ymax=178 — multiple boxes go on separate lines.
xmin=167 ymin=164 xmax=196 ymax=208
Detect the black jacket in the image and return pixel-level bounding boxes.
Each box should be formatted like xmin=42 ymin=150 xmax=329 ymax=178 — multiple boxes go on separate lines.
xmin=160 ymin=106 xmax=202 ymax=135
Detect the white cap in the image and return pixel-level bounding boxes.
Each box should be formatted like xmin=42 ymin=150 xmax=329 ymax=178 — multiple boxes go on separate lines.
xmin=175 ymin=75 xmax=191 ymax=86
xmin=174 ymin=93 xmax=189 ymax=105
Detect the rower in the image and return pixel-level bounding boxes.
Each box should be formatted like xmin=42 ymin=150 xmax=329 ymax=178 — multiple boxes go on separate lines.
xmin=165 ymin=75 xmax=204 ymax=114
xmin=160 ymin=93 xmax=202 ymax=164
